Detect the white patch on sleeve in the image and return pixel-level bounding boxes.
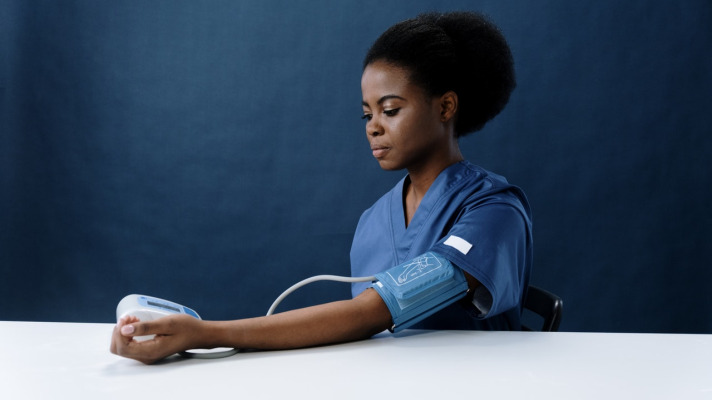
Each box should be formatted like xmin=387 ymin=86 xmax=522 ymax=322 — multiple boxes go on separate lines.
xmin=444 ymin=235 xmax=473 ymax=255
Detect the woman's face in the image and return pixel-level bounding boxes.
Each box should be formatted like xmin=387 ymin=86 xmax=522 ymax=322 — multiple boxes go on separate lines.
xmin=361 ymin=60 xmax=453 ymax=172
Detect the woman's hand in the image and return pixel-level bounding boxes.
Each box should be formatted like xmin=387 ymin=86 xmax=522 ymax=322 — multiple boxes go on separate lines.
xmin=110 ymin=314 xmax=207 ymax=364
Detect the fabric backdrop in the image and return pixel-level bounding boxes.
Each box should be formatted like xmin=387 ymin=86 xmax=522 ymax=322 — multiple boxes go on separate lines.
xmin=1 ymin=0 xmax=711 ymax=333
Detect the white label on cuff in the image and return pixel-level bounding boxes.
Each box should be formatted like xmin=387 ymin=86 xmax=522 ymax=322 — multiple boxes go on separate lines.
xmin=444 ymin=235 xmax=472 ymax=255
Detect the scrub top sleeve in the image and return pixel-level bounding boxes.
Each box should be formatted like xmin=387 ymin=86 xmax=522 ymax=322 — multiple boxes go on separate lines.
xmin=429 ymin=203 xmax=531 ymax=319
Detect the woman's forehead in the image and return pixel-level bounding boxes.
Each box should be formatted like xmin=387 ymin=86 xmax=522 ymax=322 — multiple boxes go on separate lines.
xmin=361 ymin=61 xmax=422 ymax=103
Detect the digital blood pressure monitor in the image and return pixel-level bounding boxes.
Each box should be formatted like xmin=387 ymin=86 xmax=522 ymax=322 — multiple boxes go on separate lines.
xmin=116 ymin=294 xmax=201 ymax=342
xmin=116 ymin=294 xmax=200 ymax=321
xmin=115 ymin=294 xmax=239 ymax=358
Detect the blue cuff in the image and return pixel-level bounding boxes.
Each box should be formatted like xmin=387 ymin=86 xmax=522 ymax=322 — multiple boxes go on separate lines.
xmin=371 ymin=252 xmax=470 ymax=332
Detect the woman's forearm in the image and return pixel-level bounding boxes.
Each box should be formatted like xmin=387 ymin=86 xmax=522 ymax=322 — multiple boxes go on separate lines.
xmin=203 ymin=289 xmax=392 ymax=350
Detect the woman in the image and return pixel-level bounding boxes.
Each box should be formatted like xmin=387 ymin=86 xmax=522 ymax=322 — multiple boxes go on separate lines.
xmin=111 ymin=11 xmax=532 ymax=364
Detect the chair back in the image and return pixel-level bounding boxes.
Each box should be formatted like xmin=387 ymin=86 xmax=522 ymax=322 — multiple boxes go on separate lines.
xmin=522 ymin=285 xmax=563 ymax=332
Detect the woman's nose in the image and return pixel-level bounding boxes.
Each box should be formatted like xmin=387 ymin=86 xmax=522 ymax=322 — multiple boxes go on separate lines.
xmin=366 ymin=117 xmax=383 ymax=137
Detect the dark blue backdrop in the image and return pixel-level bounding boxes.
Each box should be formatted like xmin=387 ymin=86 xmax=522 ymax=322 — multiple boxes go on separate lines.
xmin=2 ymin=1 xmax=711 ymax=333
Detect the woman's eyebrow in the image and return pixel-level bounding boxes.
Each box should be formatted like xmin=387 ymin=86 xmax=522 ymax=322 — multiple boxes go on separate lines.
xmin=362 ymin=94 xmax=406 ymax=107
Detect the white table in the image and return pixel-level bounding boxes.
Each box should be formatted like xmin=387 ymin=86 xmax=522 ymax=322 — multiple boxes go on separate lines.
xmin=1 ymin=321 xmax=710 ymax=399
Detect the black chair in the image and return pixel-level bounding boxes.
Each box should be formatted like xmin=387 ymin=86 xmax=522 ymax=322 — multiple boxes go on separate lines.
xmin=522 ymin=285 xmax=563 ymax=332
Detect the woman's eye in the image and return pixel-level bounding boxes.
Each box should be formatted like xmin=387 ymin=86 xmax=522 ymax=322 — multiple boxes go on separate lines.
xmin=384 ymin=108 xmax=400 ymax=117
xmin=361 ymin=113 xmax=373 ymax=121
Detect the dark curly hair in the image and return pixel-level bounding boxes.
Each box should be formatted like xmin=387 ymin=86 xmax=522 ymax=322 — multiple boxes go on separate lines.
xmin=363 ymin=11 xmax=516 ymax=136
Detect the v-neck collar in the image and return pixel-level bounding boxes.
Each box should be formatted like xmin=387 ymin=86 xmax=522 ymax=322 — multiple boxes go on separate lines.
xmin=389 ymin=161 xmax=470 ymax=262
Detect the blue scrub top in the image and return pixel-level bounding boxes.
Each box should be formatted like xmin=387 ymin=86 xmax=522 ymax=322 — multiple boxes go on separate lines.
xmin=350 ymin=161 xmax=532 ymax=330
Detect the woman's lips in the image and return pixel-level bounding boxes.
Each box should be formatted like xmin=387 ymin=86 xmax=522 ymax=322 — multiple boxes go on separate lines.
xmin=371 ymin=146 xmax=389 ymax=158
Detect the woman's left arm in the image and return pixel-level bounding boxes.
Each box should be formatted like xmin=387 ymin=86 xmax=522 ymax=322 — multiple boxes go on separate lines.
xmin=110 ymin=288 xmax=392 ymax=364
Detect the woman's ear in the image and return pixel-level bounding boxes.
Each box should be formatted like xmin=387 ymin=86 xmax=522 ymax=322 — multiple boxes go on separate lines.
xmin=440 ymin=91 xmax=458 ymax=122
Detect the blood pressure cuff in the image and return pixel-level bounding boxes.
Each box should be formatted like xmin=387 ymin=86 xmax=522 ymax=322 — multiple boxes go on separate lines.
xmin=372 ymin=252 xmax=469 ymax=333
